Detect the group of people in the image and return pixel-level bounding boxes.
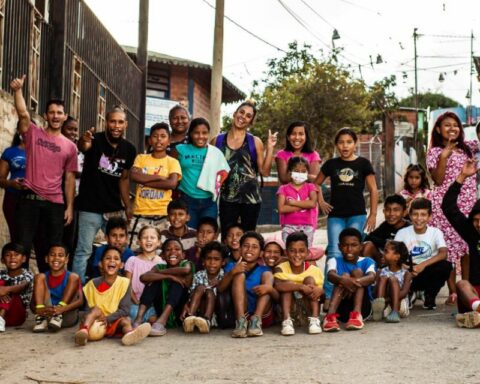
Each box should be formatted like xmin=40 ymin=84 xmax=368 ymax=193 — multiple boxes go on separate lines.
xmin=1 ymin=74 xmax=480 ymax=347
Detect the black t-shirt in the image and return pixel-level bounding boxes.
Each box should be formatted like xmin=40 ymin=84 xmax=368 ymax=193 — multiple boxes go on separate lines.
xmin=76 ymin=133 xmax=136 ymax=213
xmin=364 ymin=220 xmax=411 ymax=250
xmin=321 ymin=156 xmax=375 ymax=217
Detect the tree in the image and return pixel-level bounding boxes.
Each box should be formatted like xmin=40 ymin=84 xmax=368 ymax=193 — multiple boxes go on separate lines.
xmin=399 ymin=92 xmax=461 ymax=109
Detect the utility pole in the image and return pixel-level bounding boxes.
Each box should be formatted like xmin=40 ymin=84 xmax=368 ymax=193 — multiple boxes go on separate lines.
xmin=413 ymin=28 xmax=418 ymax=110
xmin=210 ymin=0 xmax=224 ymax=136
xmin=137 ymin=0 xmax=149 ymax=153
xmin=469 ymin=30 xmax=474 ymax=124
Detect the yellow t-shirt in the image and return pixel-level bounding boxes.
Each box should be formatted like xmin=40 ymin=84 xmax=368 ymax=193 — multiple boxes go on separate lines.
xmin=274 ymin=261 xmax=324 ymax=287
xmin=132 ymin=154 xmax=182 ymax=216
xmin=83 ymin=276 xmax=130 ymax=316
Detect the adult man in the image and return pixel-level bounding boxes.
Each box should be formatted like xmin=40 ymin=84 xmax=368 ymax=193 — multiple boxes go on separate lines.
xmin=72 ymin=106 xmax=136 ymax=283
xmin=10 ymin=75 xmax=78 ymax=272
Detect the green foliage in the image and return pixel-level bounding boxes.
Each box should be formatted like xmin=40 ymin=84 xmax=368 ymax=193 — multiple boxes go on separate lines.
xmin=399 ymin=92 xmax=461 ymax=109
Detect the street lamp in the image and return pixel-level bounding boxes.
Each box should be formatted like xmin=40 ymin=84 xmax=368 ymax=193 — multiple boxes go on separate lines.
xmin=332 ymin=29 xmax=340 ymax=49
xmin=438 ymin=73 xmax=445 ymax=82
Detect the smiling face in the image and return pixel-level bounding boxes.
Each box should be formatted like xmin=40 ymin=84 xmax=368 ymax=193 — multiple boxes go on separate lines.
xmin=286 ymin=240 xmax=308 ymax=269
xmin=100 ymin=249 xmax=123 ymax=277
xmin=149 ymin=128 xmax=170 ymax=154
xmin=106 ymin=111 xmax=127 ymax=144
xmin=45 ymin=103 xmax=67 ymax=131
xmin=138 ymin=228 xmax=160 ymax=255
xmin=162 ymin=240 xmax=184 ymax=267
xmin=2 ymin=250 xmax=26 ymax=273
xmin=62 ymin=120 xmax=79 ymax=142
xmin=339 ymin=235 xmax=362 ymax=263
xmin=335 ymin=133 xmax=356 ymax=160
xmin=45 ymin=246 xmax=68 ymax=273
xmin=287 ymin=125 xmax=307 ymax=152
xmin=384 ymin=202 xmax=406 ymax=227
xmin=240 ymin=237 xmax=262 ymax=264
xmin=190 ymin=124 xmax=210 ymax=148
xmin=168 ymin=209 xmax=189 ymax=230
xmin=409 ymin=208 xmax=431 ymax=232
xmin=225 ymin=227 xmax=244 ymax=252
xmin=436 ymin=116 xmax=460 ymax=144
xmin=203 ymin=250 xmax=224 ymax=277
xmin=170 ymin=108 xmax=190 ymax=137
xmin=263 ymin=243 xmax=283 ymax=267
xmin=233 ymin=105 xmax=255 ymax=130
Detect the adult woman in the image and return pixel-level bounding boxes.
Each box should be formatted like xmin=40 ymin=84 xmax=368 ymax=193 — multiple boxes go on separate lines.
xmin=167 ymin=104 xmax=190 ymax=156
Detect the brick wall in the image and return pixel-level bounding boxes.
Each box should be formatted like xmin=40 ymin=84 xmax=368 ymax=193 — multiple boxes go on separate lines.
xmin=193 ymin=77 xmax=210 ymax=119
xmin=169 ymin=66 xmax=189 ymax=103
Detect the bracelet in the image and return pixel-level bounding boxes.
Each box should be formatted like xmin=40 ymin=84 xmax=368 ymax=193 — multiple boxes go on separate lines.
xmin=59 ymin=301 xmax=67 ymax=307
xmin=35 ymin=304 xmax=45 ymax=309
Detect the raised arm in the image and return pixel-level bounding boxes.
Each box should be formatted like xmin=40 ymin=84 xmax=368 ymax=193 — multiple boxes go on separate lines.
xmin=78 ymin=127 xmax=95 ymax=153
xmin=429 ymin=140 xmax=455 ymax=186
xmin=255 ymin=130 xmax=278 ymax=177
xmin=10 ymin=75 xmax=30 ymax=134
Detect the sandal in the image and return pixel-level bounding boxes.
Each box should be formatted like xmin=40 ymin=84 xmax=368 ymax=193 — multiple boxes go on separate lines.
xmin=445 ymin=293 xmax=457 ymax=306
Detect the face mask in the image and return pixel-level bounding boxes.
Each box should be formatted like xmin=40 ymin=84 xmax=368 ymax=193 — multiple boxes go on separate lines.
xmin=291 ymin=171 xmax=308 ymax=184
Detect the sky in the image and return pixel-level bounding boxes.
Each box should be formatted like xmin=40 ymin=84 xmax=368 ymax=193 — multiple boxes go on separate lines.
xmin=85 ymin=0 xmax=480 ymax=109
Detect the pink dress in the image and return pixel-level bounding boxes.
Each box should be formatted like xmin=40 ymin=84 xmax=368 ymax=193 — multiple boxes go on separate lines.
xmin=426 ymin=140 xmax=478 ymax=265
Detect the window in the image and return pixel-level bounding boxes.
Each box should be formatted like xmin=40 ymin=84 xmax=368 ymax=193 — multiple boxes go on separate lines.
xmin=147 ymin=67 xmax=170 ymax=99
xmin=70 ymin=56 xmax=82 ymax=121
xmin=29 ymin=8 xmax=42 ymax=112
xmin=96 ymin=83 xmax=106 ymax=131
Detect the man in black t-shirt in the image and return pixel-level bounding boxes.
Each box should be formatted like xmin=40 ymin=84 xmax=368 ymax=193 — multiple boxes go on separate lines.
xmin=72 ymin=107 xmax=136 ymax=283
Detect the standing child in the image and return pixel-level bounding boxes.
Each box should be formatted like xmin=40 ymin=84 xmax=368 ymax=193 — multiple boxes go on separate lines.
xmin=32 ymin=244 xmax=83 ymax=332
xmin=74 ymin=246 xmax=151 ymax=346
xmin=185 ymin=217 xmax=219 ymax=272
xmin=223 ymin=224 xmax=244 ymax=263
xmin=124 ymin=226 xmax=163 ymax=322
xmin=372 ymin=240 xmax=412 ymax=323
xmin=426 ymin=111 xmax=478 ymax=305
xmin=277 ymin=157 xmax=318 ymax=246
xmin=399 ymin=164 xmax=431 ymax=212
xmin=159 ymin=199 xmax=197 ymax=251
xmin=182 ymin=241 xmax=227 ymax=334
xmin=0 ymin=243 xmax=33 ymax=332
xmin=274 ymin=232 xmax=323 ymax=336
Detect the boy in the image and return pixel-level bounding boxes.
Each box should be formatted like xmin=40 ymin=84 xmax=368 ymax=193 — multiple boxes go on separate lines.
xmin=218 ymin=232 xmax=275 ymax=338
xmin=223 ymin=224 xmax=244 ymax=263
xmin=363 ymin=194 xmax=411 ymax=264
xmin=395 ymin=198 xmax=451 ymax=310
xmin=159 ymin=199 xmax=197 ymax=251
xmin=0 ymin=243 xmax=34 ymax=331
xmin=182 ymin=241 xmax=227 ymax=333
xmin=274 ymin=232 xmax=323 ymax=336
xmin=185 ymin=217 xmax=219 ymax=272
xmin=32 ymin=244 xmax=83 ymax=332
xmin=75 ymin=246 xmax=151 ymax=346
xmin=323 ymin=228 xmax=376 ymax=332
xmin=129 ymin=123 xmax=182 ymax=248
xmin=90 ymin=217 xmax=135 ymax=279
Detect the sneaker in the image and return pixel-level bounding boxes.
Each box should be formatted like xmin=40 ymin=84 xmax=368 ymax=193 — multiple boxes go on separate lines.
xmin=122 ymin=323 xmax=151 ymax=346
xmin=281 ymin=318 xmax=295 ymax=336
xmin=383 ymin=305 xmax=392 ymax=318
xmin=456 ymin=311 xmax=480 ymax=328
xmin=385 ymin=310 xmax=401 ymax=323
xmin=48 ymin=314 xmax=63 ymax=332
xmin=308 ymin=317 xmax=322 ymax=334
xmin=149 ymin=322 xmax=167 ymax=336
xmin=372 ymin=298 xmax=385 ymax=321
xmin=323 ymin=313 xmax=340 ymax=332
xmin=345 ymin=311 xmax=364 ymax=330
xmin=33 ymin=315 xmax=48 ymax=333
xmin=423 ymin=295 xmax=437 ymax=310
xmin=183 ymin=316 xmax=196 ymax=333
xmin=247 ymin=315 xmax=263 ymax=337
xmin=194 ymin=317 xmax=210 ymax=334
xmin=74 ymin=328 xmax=89 ymax=346
xmin=231 ymin=316 xmax=248 ymax=338
xmin=399 ymin=298 xmax=410 ymax=318
xmin=0 ymin=316 xmax=5 ymax=332
xmin=408 ymin=291 xmax=417 ymax=309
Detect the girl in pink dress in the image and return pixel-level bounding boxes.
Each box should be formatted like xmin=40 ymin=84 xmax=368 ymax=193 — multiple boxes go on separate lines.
xmin=399 ymin=164 xmax=432 ymax=213
xmin=426 ymin=111 xmax=478 ymax=305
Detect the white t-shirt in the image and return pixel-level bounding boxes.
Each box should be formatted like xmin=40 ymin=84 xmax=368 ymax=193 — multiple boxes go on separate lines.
xmin=394 ymin=226 xmax=446 ymax=264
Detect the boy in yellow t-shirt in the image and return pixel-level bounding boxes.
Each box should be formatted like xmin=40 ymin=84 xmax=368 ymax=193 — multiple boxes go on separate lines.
xmin=129 ymin=123 xmax=182 ymax=249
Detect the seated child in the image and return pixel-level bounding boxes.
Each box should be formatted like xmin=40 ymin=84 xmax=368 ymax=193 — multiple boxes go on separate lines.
xmin=75 ymin=246 xmax=151 ymax=346
xmin=323 ymin=228 xmax=376 ymax=332
xmin=218 ymin=231 xmax=275 ymax=338
xmin=372 ymin=240 xmax=412 ymax=323
xmin=32 ymin=244 xmax=83 ymax=332
xmin=363 ymin=194 xmax=410 ymax=265
xmin=124 ymin=226 xmax=163 ymax=322
xmin=159 ymin=199 xmax=197 ymax=251
xmin=0 ymin=243 xmax=33 ymax=332
xmin=274 ymin=232 xmax=323 ymax=336
xmin=90 ymin=217 xmax=135 ymax=279
xmin=263 ymin=239 xmax=286 ymax=268
xmin=223 ymin=223 xmax=244 ymax=263
xmin=182 ymin=241 xmax=227 ymax=333
xmin=185 ymin=217 xmax=219 ymax=272
xmin=394 ymin=198 xmax=451 ymax=310
xmin=134 ymin=239 xmax=193 ymax=336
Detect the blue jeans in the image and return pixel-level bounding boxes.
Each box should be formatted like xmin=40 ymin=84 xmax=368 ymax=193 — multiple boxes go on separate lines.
xmin=129 ymin=304 xmax=157 ymax=323
xmin=324 ymin=214 xmax=366 ymax=299
xmin=180 ymin=193 xmax=217 ymax=230
xmin=72 ymin=211 xmax=106 ymax=284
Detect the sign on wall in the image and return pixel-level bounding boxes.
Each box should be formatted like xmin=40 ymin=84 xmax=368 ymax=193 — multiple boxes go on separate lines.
xmin=145 ymin=97 xmax=179 ymax=135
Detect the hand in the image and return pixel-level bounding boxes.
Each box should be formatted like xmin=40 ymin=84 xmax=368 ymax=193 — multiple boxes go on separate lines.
xmin=83 ymin=127 xmax=95 ymax=144
xmin=208 ymin=278 xmax=219 ymax=288
xmin=10 ymin=178 xmax=26 ymax=190
xmin=52 ymin=305 xmax=65 ymax=315
xmin=125 ymin=206 xmax=133 ymax=223
xmin=64 ymin=206 xmax=73 ymax=226
xmin=10 ymin=75 xmax=26 ymax=92
xmin=179 ymin=306 xmax=189 ymax=321
xmin=252 ymin=284 xmax=272 ymax=297
xmin=301 ymin=284 xmax=314 ymax=296
xmin=232 ymin=260 xmax=248 ymax=275
xmin=318 ymin=200 xmax=333 ymax=215
xmin=169 ymin=275 xmax=186 ymax=287
xmin=97 ymin=314 xmax=107 ymax=326
xmin=412 ymin=263 xmax=425 ymax=276
xmin=0 ymin=294 xmax=10 ymax=304
xmin=461 ymin=158 xmax=478 ymax=178
xmin=440 ymin=138 xmax=457 ymax=159
xmin=267 ymin=130 xmax=278 ymax=149
xmin=308 ymin=286 xmax=323 ymax=301
xmin=339 ymin=276 xmax=361 ymax=293
xmin=364 ymin=214 xmax=376 ymax=232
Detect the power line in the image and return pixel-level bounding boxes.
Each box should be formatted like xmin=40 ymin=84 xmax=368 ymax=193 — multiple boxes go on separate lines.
xmin=338 ymin=0 xmax=382 ymax=16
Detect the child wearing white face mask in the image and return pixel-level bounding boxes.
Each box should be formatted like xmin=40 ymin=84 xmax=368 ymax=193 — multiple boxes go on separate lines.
xmin=277 ymin=157 xmax=319 ymax=246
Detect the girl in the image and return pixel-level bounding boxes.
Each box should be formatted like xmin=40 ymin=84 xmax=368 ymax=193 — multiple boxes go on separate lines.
xmin=277 ymin=157 xmax=318 ymax=247
xmin=399 ymin=164 xmax=431 ymax=211
xmin=426 ymin=111 xmax=478 ymax=305
xmin=124 ymin=226 xmax=163 ymax=323
xmin=372 ymin=240 xmax=412 ymax=323
xmin=315 ymin=128 xmax=378 ymax=304
xmin=167 ymin=104 xmax=190 ymax=156
xmin=176 ymin=117 xmax=230 ymax=229
xmin=263 ymin=239 xmax=286 ymax=268
xmin=212 ymin=100 xmax=278 ymax=239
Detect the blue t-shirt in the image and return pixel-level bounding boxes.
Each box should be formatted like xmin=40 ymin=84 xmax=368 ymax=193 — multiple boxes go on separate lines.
xmin=0 ymin=146 xmax=26 ymax=195
xmin=176 ymin=144 xmax=210 ymax=199
xmin=91 ymin=244 xmax=135 ymax=278
xmin=224 ymin=261 xmax=270 ymax=313
xmin=327 ymin=256 xmax=376 ymax=299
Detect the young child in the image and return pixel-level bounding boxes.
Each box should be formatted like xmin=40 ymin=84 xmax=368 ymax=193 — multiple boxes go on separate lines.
xmin=134 ymin=239 xmax=193 ymax=336
xmin=74 ymin=246 xmax=151 ymax=346
xmin=223 ymin=223 xmax=244 ymax=263
xmin=363 ymin=194 xmax=410 ymax=265
xmin=399 ymin=164 xmax=431 ymax=212
xmin=263 ymin=239 xmax=286 ymax=268
xmin=182 ymin=241 xmax=227 ymax=333
xmin=90 ymin=217 xmax=135 ymax=280
xmin=323 ymin=228 xmax=376 ymax=332
xmin=372 ymin=240 xmax=412 ymax=323
xmin=218 ymin=232 xmax=275 ymax=338
xmin=185 ymin=216 xmax=219 ymax=272
xmin=274 ymin=232 xmax=323 ymax=336
xmin=277 ymin=157 xmax=318 ymax=247
xmin=129 ymin=122 xmax=182 ymax=247
xmin=394 ymin=198 xmax=451 ymax=310
xmin=159 ymin=199 xmax=197 ymax=251
xmin=32 ymin=244 xmax=83 ymax=332
xmin=124 ymin=226 xmax=163 ymax=322
xmin=0 ymin=243 xmax=33 ymax=332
